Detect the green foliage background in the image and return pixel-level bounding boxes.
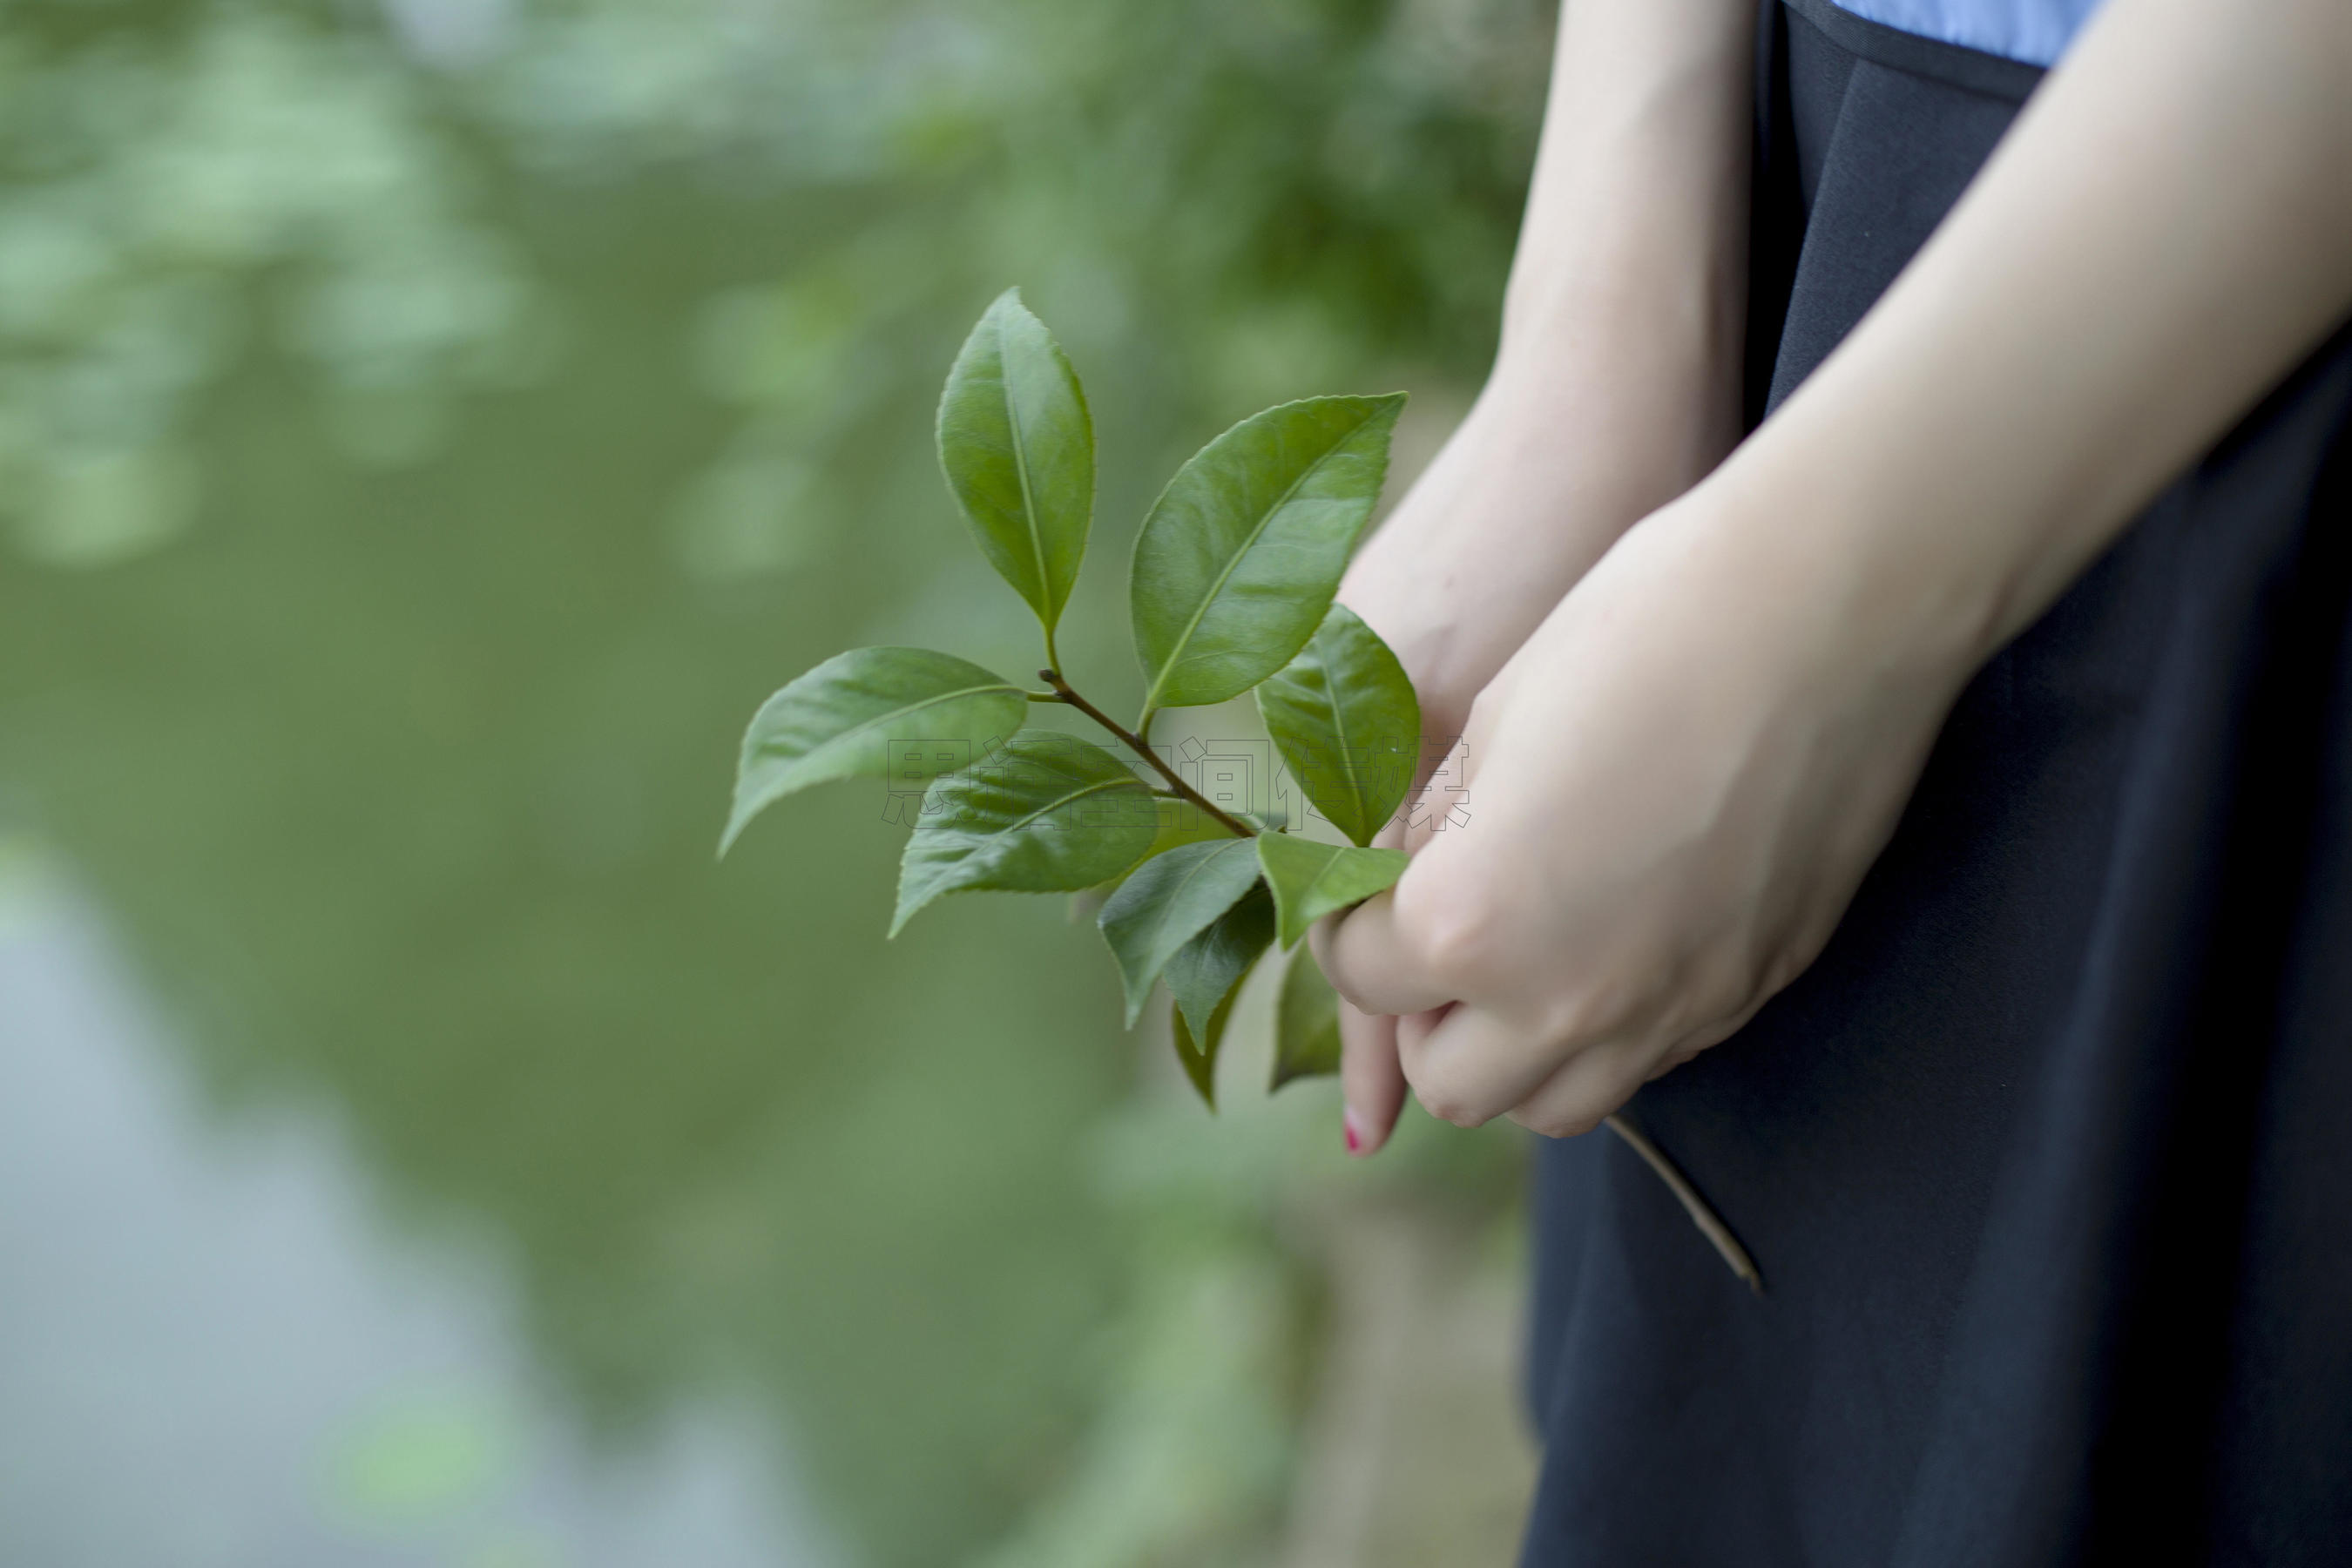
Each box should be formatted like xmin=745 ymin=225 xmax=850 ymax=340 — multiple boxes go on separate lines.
xmin=0 ymin=0 xmax=1548 ymax=1562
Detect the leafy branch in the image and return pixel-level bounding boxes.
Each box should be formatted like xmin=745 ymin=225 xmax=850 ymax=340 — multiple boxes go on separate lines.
xmin=1032 ymin=666 xmax=1256 ymax=839
xmin=718 ymin=287 xmax=1761 ymax=1291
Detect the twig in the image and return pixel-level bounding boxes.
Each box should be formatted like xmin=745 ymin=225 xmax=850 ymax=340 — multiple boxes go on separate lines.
xmin=1037 ymin=669 xmax=1256 ymax=839
xmin=1604 ymin=1113 xmax=1763 ymax=1295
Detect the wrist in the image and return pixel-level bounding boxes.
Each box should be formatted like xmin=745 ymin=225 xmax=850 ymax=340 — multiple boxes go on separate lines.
xmin=1341 ymin=396 xmax=1629 ymax=727
xmin=1672 ymin=449 xmax=2001 ymax=709
xmin=1485 ymin=272 xmax=1745 ymax=513
xmin=1343 ymin=355 xmax=1745 ymax=733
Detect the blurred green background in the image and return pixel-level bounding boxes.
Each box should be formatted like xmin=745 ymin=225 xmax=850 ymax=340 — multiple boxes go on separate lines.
xmin=0 ymin=1 xmax=1549 ymax=1563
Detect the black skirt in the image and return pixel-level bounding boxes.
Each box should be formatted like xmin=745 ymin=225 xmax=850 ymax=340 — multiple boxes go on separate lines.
xmin=1519 ymin=3 xmax=2352 ymax=1564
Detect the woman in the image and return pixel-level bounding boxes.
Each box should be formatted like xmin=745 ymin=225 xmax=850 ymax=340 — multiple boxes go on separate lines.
xmin=1316 ymin=0 xmax=2352 ymax=1560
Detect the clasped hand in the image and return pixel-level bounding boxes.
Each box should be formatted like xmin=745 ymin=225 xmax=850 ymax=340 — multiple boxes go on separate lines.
xmin=1318 ymin=486 xmax=1964 ymax=1145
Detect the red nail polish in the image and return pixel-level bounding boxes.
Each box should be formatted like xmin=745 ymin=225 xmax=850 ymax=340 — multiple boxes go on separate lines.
xmin=1343 ymin=1109 xmax=1366 ymax=1156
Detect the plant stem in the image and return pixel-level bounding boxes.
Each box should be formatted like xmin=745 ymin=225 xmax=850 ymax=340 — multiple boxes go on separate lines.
xmin=1037 ymin=668 xmax=1255 ymax=838
xmin=1603 ymin=1114 xmax=1763 ymax=1295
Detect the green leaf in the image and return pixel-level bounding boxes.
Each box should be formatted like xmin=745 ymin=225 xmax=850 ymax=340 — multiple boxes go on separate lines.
xmin=892 ymin=733 xmax=1156 ymax=934
xmin=1164 ymin=881 xmax=1274 ymax=1111
xmin=937 ymin=288 xmax=1094 ymax=643
xmin=1173 ymin=964 xmax=1253 ymax=1112
xmin=1130 ymin=393 xmax=1406 ymax=716
xmin=724 ymin=647 xmax=1028 ymax=855
xmin=1255 ymin=832 xmax=1409 ymax=948
xmin=1270 ymin=949 xmax=1343 ymax=1091
xmin=1163 ymin=881 xmax=1274 ymax=1042
xmin=1096 ymin=836 xmax=1263 ymax=1025
xmin=1258 ymin=604 xmax=1420 ymax=848
xmin=1096 ymin=796 xmax=1245 ymax=895
xmin=1065 ymin=795 xmax=1260 ymax=923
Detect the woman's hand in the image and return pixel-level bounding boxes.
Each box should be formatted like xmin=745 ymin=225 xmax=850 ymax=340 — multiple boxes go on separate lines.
xmin=1329 ymin=382 xmax=1658 ymax=1154
xmin=1321 ymin=486 xmax=1968 ymax=1136
xmin=1319 ymin=0 xmax=1761 ymax=1153
xmin=1325 ymin=0 xmax=2352 ymax=1141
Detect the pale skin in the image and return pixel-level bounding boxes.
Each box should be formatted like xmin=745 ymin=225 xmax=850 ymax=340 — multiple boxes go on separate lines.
xmin=1321 ymin=0 xmax=2352 ymax=1152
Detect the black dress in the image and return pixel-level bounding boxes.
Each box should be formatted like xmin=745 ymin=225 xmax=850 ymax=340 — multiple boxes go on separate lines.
xmin=1519 ymin=3 xmax=2352 ymax=1564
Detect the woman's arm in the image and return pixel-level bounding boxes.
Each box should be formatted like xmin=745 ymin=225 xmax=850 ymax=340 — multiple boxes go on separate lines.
xmin=1331 ymin=0 xmax=1754 ymax=1153
xmin=1342 ymin=0 xmax=1754 ymax=727
xmin=1739 ymin=0 xmax=2352 ymax=682
xmin=1322 ymin=0 xmax=2352 ymax=1137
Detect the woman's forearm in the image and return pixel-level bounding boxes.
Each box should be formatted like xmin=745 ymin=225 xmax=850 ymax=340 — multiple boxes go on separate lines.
xmin=1339 ymin=0 xmax=1754 ymax=722
xmin=1707 ymin=0 xmax=2352 ymax=679
xmin=1486 ymin=0 xmax=1755 ymax=510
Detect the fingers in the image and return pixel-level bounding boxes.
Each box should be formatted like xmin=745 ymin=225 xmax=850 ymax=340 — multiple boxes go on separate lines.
xmin=1320 ymin=887 xmax=1461 ymax=1017
xmin=1504 ymin=1039 xmax=1652 ymax=1139
xmin=1337 ymin=999 xmax=1406 ymax=1158
xmin=1395 ymin=1002 xmax=1454 ymax=1059
xmin=1503 ymin=1002 xmax=1762 ymax=1137
xmin=1318 ymin=740 xmax=1488 ymax=1017
xmin=1325 ymin=777 xmax=1445 ymax=1159
xmin=1398 ymin=1002 xmax=1577 ymax=1128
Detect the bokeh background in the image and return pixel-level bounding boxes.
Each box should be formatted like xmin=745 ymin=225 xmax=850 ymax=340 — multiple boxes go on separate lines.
xmin=0 ymin=1 xmax=1553 ymax=1562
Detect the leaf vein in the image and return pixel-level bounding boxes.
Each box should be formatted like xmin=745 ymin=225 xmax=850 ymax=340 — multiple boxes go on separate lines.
xmin=997 ymin=315 xmax=1054 ymax=622
xmin=1142 ymin=404 xmax=1381 ymax=713
xmin=983 ymin=773 xmax=1138 ymax=841
xmin=761 ymin=680 xmax=1021 ymax=759
xmin=1322 ymin=662 xmax=1369 ymax=841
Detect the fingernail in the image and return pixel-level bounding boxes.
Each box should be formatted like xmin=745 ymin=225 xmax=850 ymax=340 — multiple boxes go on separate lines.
xmin=1343 ymin=1107 xmax=1369 ymax=1157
